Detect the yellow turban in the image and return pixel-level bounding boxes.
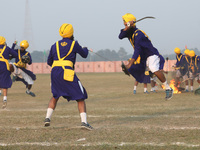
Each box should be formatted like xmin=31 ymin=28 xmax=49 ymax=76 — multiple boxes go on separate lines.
xmin=184 ymin=49 xmax=190 ymax=55
xmin=189 ymin=50 xmax=195 ymax=57
xmin=20 ymin=40 xmax=29 ymax=49
xmin=0 ymin=36 xmax=6 ymax=45
xmin=174 ymin=47 xmax=181 ymax=54
xmin=122 ymin=13 xmax=136 ymax=23
xmin=59 ymin=23 xmax=74 ymax=38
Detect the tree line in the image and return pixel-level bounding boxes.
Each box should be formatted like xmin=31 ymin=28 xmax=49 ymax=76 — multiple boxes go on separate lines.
xmin=30 ymin=47 xmax=200 ymax=63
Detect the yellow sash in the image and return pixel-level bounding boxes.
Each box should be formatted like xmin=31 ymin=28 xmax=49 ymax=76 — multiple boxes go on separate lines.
xmin=185 ymin=56 xmax=189 ymax=63
xmin=14 ymin=50 xmax=29 ymax=68
xmin=0 ymin=46 xmax=10 ymax=71
xmin=176 ymin=54 xmax=182 ymax=62
xmin=52 ymin=41 xmax=75 ymax=82
xmin=195 ymin=56 xmax=198 ymax=70
xmin=134 ymin=55 xmax=141 ymax=64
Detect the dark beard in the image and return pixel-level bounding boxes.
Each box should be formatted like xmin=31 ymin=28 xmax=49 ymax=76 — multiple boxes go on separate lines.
xmin=70 ymin=36 xmax=74 ymax=40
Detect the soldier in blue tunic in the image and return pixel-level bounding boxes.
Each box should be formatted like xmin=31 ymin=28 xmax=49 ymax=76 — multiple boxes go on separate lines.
xmin=10 ymin=40 xmax=36 ymax=97
xmin=119 ymin=13 xmax=173 ymax=100
xmin=188 ymin=50 xmax=200 ymax=88
xmin=0 ymin=36 xmax=18 ymax=109
xmin=174 ymin=47 xmax=189 ymax=91
xmin=44 ymin=23 xmax=93 ymax=130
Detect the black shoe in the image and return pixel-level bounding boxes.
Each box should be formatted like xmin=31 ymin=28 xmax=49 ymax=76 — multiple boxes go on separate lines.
xmin=44 ymin=118 xmax=50 ymax=127
xmin=81 ymin=122 xmax=93 ymax=130
xmin=165 ymin=88 xmax=173 ymax=100
xmin=26 ymin=91 xmax=36 ymax=97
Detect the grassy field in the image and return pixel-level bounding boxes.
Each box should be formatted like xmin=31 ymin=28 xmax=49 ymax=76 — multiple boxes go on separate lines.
xmin=0 ymin=73 xmax=200 ymax=150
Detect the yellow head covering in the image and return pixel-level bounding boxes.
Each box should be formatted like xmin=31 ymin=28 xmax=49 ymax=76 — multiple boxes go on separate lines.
xmin=189 ymin=50 xmax=195 ymax=57
xmin=59 ymin=23 xmax=74 ymax=38
xmin=20 ymin=40 xmax=29 ymax=49
xmin=0 ymin=36 xmax=6 ymax=45
xmin=174 ymin=47 xmax=181 ymax=54
xmin=122 ymin=13 xmax=136 ymax=23
xmin=184 ymin=49 xmax=190 ymax=56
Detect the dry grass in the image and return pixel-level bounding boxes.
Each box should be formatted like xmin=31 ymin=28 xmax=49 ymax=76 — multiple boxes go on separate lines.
xmin=0 ymin=73 xmax=200 ymax=150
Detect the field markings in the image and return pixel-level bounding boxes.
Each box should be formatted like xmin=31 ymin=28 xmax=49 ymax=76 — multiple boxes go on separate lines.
xmin=0 ymin=125 xmax=200 ymax=130
xmin=1 ymin=114 xmax=200 ymax=119
xmin=0 ymin=142 xmax=199 ymax=147
xmin=57 ymin=114 xmax=200 ymax=119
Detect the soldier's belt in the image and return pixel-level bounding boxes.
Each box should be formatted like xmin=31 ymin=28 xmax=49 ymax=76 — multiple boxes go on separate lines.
xmin=52 ymin=60 xmax=73 ymax=68
xmin=52 ymin=60 xmax=74 ymax=82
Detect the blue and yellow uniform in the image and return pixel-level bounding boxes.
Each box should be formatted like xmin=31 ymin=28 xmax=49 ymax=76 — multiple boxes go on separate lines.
xmin=119 ymin=13 xmax=173 ymax=100
xmin=0 ymin=42 xmax=18 ymax=88
xmin=119 ymin=26 xmax=160 ymax=82
xmin=119 ymin=27 xmax=159 ymax=61
xmin=189 ymin=54 xmax=200 ymax=75
xmin=12 ymin=43 xmax=32 ymax=66
xmin=11 ymin=42 xmax=36 ymax=82
xmin=48 ymin=38 xmax=88 ymax=101
xmin=175 ymin=53 xmax=188 ymax=76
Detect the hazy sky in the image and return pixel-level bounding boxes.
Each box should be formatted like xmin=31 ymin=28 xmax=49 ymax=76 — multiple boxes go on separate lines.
xmin=1 ymin=0 xmax=200 ymax=55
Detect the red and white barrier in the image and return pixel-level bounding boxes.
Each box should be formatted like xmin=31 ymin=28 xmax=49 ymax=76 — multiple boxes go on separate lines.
xmin=26 ymin=60 xmax=177 ymax=74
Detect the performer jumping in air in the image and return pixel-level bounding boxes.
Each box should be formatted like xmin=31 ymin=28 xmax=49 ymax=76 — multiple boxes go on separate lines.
xmin=10 ymin=40 xmax=36 ymax=97
xmin=119 ymin=13 xmax=173 ymax=100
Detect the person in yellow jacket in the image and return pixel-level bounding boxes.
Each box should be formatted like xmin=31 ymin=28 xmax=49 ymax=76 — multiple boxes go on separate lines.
xmin=44 ymin=23 xmax=93 ymax=130
xmin=0 ymin=36 xmax=18 ymax=109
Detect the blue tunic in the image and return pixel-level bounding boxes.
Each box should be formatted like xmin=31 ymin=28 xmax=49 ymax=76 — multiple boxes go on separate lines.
xmin=0 ymin=45 xmax=18 ymax=88
xmin=119 ymin=27 xmax=159 ymax=61
xmin=48 ymin=38 xmax=88 ymax=101
xmin=128 ymin=60 xmax=146 ymax=83
xmin=189 ymin=55 xmax=200 ymax=74
xmin=175 ymin=53 xmax=188 ymax=76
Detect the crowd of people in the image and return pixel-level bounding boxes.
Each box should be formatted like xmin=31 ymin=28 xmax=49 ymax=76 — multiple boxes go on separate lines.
xmin=174 ymin=47 xmax=200 ymax=92
xmin=125 ymin=48 xmax=200 ymax=95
